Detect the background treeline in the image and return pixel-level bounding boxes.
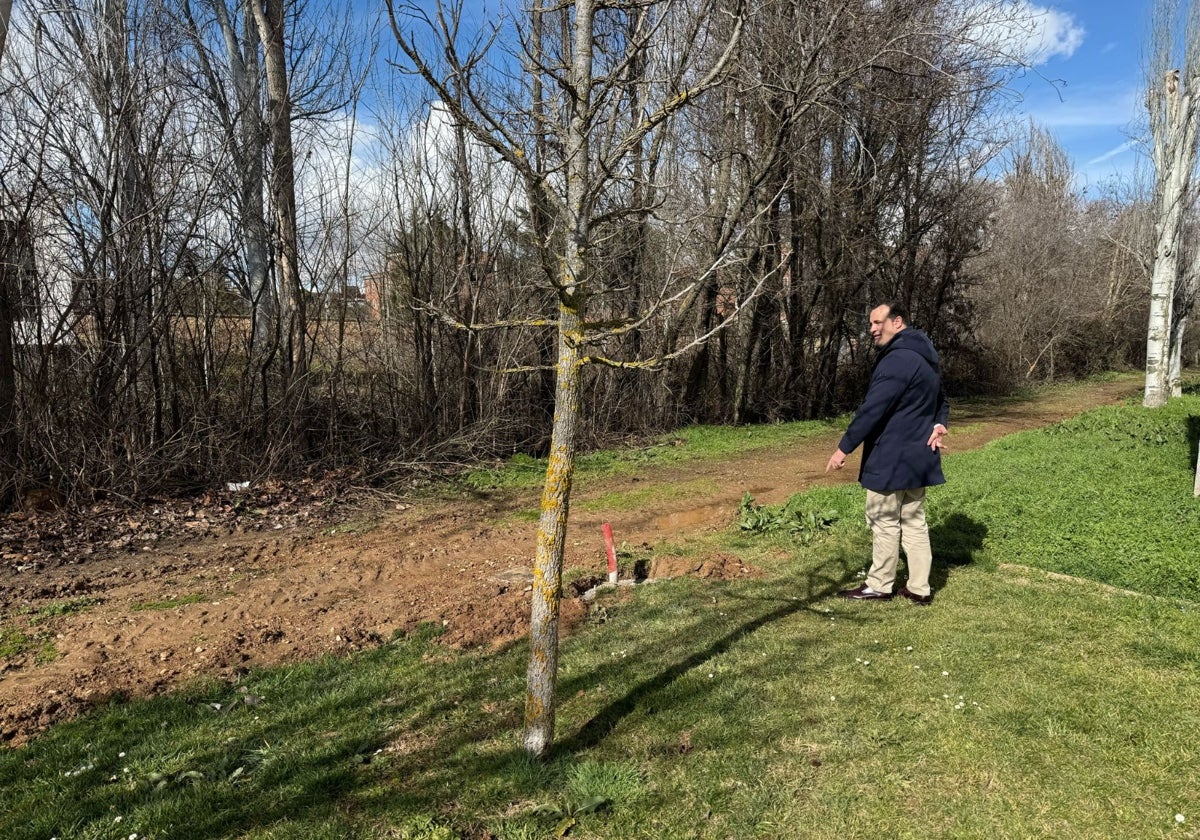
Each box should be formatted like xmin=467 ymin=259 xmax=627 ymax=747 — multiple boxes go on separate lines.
xmin=0 ymin=0 xmax=1169 ymax=506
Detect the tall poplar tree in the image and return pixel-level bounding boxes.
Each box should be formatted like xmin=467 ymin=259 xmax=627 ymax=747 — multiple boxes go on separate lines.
xmin=1144 ymin=0 xmax=1200 ymax=407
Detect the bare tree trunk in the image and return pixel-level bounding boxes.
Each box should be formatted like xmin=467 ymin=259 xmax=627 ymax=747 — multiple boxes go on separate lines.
xmin=251 ymin=0 xmax=305 ymax=384
xmin=386 ymin=0 xmax=744 ymax=757
xmin=523 ymin=0 xmax=594 ymax=759
xmin=0 ymin=1 xmax=17 ymax=505
xmin=1145 ymin=0 xmax=1200 ymax=406
xmin=0 ymin=220 xmax=23 ymax=506
xmin=451 ymin=113 xmax=480 ymax=427
xmin=732 ymin=248 xmax=769 ymax=424
xmin=1168 ymin=320 xmax=1184 ymax=395
xmin=1170 ymin=262 xmax=1197 ymax=397
xmin=666 ymin=83 xmax=737 ymax=420
xmin=212 ymin=0 xmax=274 ymax=346
xmin=1145 ymin=114 xmax=1186 ymax=407
xmin=0 ymin=0 xmax=12 ymax=65
xmin=523 ymin=318 xmax=583 ymax=757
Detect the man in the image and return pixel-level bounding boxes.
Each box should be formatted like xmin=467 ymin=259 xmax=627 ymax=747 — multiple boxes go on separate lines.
xmin=826 ymin=302 xmax=948 ymax=605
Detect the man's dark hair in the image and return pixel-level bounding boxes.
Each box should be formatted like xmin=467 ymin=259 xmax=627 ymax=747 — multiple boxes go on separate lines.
xmin=880 ymin=301 xmax=909 ymax=324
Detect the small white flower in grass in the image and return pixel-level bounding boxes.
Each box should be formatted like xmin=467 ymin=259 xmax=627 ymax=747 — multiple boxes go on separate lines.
xmin=1177 ymin=813 xmax=1186 ymax=824
xmin=942 ymin=671 xmax=949 ymax=676
xmin=114 ymin=816 xmax=123 ymax=823
xmin=906 ymin=646 xmax=913 ymax=652
xmin=118 ymin=751 xmax=126 ymax=758
xmin=708 ymin=673 xmax=714 ymax=679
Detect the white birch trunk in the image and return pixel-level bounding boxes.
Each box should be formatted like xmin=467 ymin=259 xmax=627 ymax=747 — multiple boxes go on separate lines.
xmin=214 ymin=0 xmax=274 ymax=347
xmin=1145 ymin=71 xmax=1193 ymax=407
xmin=251 ymin=0 xmax=305 ymax=380
xmin=1169 ymin=313 xmax=1186 ymax=396
xmin=1172 ymin=259 xmax=1199 ymax=398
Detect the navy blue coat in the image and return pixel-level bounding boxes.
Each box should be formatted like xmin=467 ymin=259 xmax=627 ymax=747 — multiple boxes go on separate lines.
xmin=838 ymin=328 xmax=949 ymax=493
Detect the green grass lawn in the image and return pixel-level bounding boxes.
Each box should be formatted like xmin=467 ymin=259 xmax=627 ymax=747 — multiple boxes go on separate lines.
xmin=3 ymin=390 xmax=1199 ymax=839
xmin=460 ymin=416 xmax=847 ymax=493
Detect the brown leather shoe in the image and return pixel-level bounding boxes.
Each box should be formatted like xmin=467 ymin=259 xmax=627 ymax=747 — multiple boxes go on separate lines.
xmin=837 ymin=584 xmax=894 ymax=601
xmin=898 ymin=586 xmax=932 ymax=605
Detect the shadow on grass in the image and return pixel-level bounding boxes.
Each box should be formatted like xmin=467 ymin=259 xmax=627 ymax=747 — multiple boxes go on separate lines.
xmin=0 ymin=546 xmax=869 ymax=839
xmin=0 ymin=642 xmax=531 ymax=840
xmin=929 ymin=512 xmax=987 ymax=591
xmin=1187 ymin=414 xmax=1200 ymax=470
xmin=931 ymin=512 xmax=987 ymax=566
xmin=554 ymin=550 xmax=863 ymax=755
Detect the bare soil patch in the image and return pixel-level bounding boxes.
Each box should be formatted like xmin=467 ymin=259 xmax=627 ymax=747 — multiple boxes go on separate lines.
xmin=0 ymin=377 xmax=1139 ymax=744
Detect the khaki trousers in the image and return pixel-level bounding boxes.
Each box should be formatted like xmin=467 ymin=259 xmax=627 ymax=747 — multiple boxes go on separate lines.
xmin=864 ymin=487 xmax=932 ymax=597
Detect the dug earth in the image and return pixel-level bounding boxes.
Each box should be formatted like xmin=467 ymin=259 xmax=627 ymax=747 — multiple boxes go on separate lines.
xmin=0 ymin=378 xmax=1139 ymax=745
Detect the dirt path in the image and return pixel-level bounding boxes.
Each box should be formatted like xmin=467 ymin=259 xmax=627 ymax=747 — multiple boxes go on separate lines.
xmin=0 ymin=376 xmax=1140 ymax=744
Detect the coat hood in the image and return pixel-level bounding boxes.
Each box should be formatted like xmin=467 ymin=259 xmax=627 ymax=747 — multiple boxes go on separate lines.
xmin=882 ymin=328 xmax=939 ymax=370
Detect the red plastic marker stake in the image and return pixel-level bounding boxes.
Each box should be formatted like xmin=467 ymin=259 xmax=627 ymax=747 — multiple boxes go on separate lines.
xmin=602 ymin=522 xmax=618 ymax=584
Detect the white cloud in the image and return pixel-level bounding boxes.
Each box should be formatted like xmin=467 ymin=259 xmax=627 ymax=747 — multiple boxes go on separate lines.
xmin=1086 ymin=140 xmax=1136 ymax=166
xmin=1021 ymin=3 xmax=1085 ymax=62
xmin=971 ymin=1 xmax=1085 ymax=66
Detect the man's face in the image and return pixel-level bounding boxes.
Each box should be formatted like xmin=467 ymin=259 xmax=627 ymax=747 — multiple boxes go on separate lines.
xmin=869 ymin=305 xmax=904 ymax=347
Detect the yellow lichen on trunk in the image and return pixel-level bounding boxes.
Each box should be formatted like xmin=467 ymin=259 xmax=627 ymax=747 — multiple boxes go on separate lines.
xmin=523 ymin=325 xmax=583 ymax=758
xmin=524 ymin=0 xmax=594 ymax=760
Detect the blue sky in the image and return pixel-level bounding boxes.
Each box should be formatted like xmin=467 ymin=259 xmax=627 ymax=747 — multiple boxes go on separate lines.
xmin=1012 ymin=0 xmax=1155 ymax=193
xmin=372 ymin=1 xmax=1155 ymax=194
